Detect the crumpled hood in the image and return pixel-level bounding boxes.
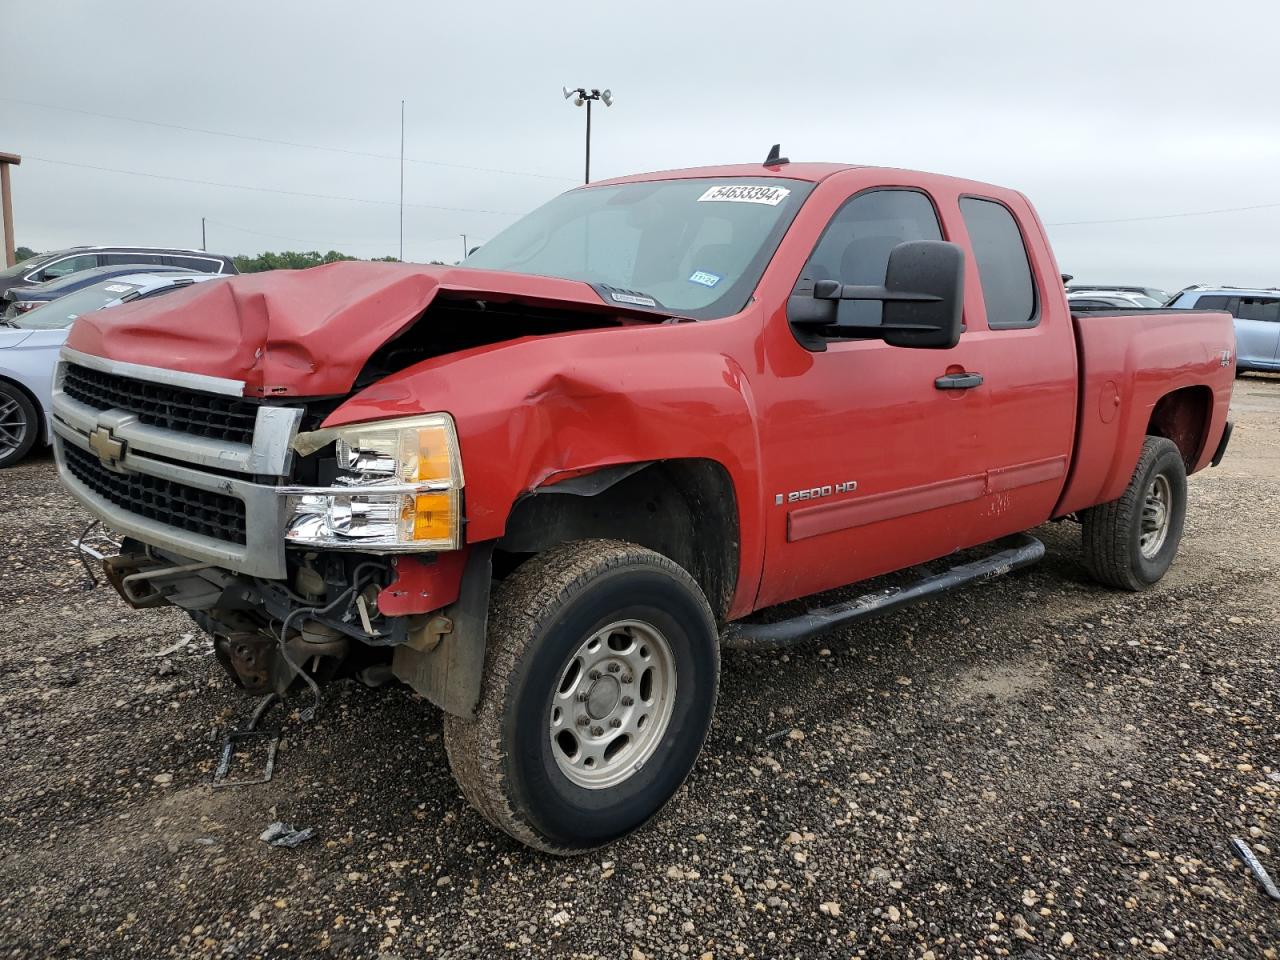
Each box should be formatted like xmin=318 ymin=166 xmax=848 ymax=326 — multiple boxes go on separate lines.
xmin=63 ymin=261 xmax=644 ymax=397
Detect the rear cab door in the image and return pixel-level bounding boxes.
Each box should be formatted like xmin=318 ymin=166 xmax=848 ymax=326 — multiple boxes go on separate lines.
xmin=951 ymin=189 xmax=1078 ymax=540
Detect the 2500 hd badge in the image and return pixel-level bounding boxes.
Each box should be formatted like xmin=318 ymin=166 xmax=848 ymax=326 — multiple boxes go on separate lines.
xmin=775 ymin=480 xmax=858 ymax=505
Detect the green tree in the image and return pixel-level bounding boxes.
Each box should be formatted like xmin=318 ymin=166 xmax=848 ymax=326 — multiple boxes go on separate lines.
xmin=227 ymin=251 xmax=452 ymax=274
xmin=13 ymin=246 xmax=39 ymax=263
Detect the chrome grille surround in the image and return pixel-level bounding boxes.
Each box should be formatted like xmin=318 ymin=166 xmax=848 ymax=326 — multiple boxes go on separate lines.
xmin=52 ymin=348 xmax=303 ymax=579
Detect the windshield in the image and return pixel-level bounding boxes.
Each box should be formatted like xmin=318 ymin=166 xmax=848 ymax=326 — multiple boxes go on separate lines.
xmin=0 ymin=251 xmax=56 ymax=280
xmin=12 ymin=281 xmax=139 ymax=329
xmin=464 ymin=178 xmax=812 ymax=319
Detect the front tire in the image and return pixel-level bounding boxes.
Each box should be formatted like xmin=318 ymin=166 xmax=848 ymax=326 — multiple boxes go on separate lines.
xmin=443 ymin=539 xmax=719 ymax=854
xmin=1081 ymin=436 xmax=1187 ymax=591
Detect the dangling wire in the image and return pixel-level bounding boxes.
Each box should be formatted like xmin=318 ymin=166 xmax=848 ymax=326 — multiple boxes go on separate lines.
xmin=276 ymin=584 xmax=358 ymax=722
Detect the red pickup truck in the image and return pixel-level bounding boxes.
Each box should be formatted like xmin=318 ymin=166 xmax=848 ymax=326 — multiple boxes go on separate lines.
xmin=53 ymin=158 xmax=1234 ymax=853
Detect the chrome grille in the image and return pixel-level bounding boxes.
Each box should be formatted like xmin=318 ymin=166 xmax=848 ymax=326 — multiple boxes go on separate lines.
xmin=62 ymin=363 xmax=259 ymax=445
xmin=63 ymin=443 xmax=248 ymax=545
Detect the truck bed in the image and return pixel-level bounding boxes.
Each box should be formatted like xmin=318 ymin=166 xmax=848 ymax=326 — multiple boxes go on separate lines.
xmin=1054 ymin=308 xmax=1235 ymax=518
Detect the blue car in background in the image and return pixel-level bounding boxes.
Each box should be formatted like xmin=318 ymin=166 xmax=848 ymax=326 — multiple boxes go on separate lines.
xmin=0 ymin=272 xmax=226 ymax=467
xmin=1169 ymin=286 xmax=1280 ymax=373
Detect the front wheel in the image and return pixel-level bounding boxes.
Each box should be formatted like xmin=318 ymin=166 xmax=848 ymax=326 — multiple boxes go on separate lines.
xmin=443 ymin=539 xmax=719 ymax=854
xmin=1081 ymin=436 xmax=1187 ymax=591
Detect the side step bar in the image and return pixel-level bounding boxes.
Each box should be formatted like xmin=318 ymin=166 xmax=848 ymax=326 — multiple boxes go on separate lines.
xmin=722 ymin=534 xmax=1045 ymax=651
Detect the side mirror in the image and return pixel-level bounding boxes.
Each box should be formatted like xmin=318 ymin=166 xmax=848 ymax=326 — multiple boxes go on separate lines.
xmin=788 ymin=240 xmax=965 ymax=350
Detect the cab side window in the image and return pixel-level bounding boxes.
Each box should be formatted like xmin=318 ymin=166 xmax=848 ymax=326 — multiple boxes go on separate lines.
xmin=800 ymin=189 xmax=943 ymax=328
xmin=960 ymin=197 xmax=1037 ymax=329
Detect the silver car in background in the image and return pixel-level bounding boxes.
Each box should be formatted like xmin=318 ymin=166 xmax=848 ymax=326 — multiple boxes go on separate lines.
xmin=1067 ymin=290 xmax=1164 ymax=312
xmin=1169 ymin=286 xmax=1280 ymax=373
xmin=0 ymin=272 xmax=225 ymax=467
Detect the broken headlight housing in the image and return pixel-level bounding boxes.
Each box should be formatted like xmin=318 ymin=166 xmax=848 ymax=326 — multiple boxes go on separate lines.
xmin=284 ymin=413 xmax=464 ymax=551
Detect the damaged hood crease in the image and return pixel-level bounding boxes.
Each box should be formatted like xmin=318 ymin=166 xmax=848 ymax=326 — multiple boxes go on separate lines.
xmin=63 ymin=261 xmax=665 ymax=398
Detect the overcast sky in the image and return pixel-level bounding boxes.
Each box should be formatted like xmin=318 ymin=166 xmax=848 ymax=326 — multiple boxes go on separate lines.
xmin=3 ymin=0 xmax=1278 ymax=289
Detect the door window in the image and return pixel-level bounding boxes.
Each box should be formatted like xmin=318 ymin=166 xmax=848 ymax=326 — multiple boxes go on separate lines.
xmin=103 ymin=253 xmax=166 ymax=268
xmin=165 ymin=255 xmax=222 ymax=273
xmin=1237 ymin=297 xmax=1280 ymax=323
xmin=959 ymin=197 xmax=1038 ymax=329
xmin=799 ymin=189 xmax=943 ymax=329
xmin=37 ymin=254 xmax=100 ymax=280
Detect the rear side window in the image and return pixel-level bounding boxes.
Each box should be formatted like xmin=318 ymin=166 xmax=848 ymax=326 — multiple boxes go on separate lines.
xmin=1237 ymin=297 xmax=1280 ymax=323
xmin=959 ymin=197 xmax=1037 ymax=329
xmin=800 ymin=189 xmax=943 ymax=328
xmin=103 ymin=253 xmax=165 ymax=267
xmin=165 ymin=255 xmax=222 ymax=273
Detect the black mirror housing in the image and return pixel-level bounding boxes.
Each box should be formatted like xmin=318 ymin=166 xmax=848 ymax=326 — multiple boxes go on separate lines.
xmin=880 ymin=240 xmax=965 ymax=349
xmin=788 ymin=240 xmax=965 ymax=350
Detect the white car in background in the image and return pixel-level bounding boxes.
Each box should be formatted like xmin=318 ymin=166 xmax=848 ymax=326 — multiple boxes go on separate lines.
xmin=0 ymin=272 xmax=225 ymax=467
xmin=1067 ymin=290 xmax=1164 ymax=312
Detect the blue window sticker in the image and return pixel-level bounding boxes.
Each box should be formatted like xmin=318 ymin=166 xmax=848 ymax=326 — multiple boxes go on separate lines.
xmin=689 ymin=270 xmax=721 ymax=288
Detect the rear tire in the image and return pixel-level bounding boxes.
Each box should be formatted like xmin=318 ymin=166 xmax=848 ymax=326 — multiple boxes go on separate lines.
xmin=1081 ymin=436 xmax=1187 ymax=591
xmin=0 ymin=382 xmax=39 ymax=469
xmin=443 ymin=539 xmax=719 ymax=854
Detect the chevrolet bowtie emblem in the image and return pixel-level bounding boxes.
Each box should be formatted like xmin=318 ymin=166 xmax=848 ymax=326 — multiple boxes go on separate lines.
xmin=87 ymin=426 xmax=126 ymax=471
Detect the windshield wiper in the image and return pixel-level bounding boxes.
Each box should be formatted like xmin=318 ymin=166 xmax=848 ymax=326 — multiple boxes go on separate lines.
xmin=0 ymin=317 xmax=20 ymax=328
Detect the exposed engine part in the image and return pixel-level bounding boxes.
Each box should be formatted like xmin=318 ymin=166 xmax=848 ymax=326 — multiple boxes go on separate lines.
xmin=406 ymin=614 xmax=454 ymax=653
xmin=215 ymin=632 xmax=283 ymax=694
xmin=356 ymin=663 xmax=395 ymax=688
xmin=294 ymin=562 xmax=325 ymax=599
xmin=292 ymin=620 xmax=350 ymax=664
xmin=93 ymin=541 xmax=411 ymax=714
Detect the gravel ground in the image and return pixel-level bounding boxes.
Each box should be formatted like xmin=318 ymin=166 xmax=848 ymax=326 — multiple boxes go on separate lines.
xmin=1 ymin=377 xmax=1277 ymax=960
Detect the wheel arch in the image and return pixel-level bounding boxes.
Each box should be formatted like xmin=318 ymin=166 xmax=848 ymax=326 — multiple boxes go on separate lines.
xmin=1147 ymin=384 xmax=1213 ymax=470
xmin=496 ymin=458 xmax=740 ymax=622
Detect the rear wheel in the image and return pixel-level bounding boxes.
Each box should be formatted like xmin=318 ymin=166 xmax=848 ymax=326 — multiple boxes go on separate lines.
xmin=1081 ymin=436 xmax=1187 ymax=591
xmin=443 ymin=539 xmax=719 ymax=854
xmin=0 ymin=383 xmax=39 ymax=468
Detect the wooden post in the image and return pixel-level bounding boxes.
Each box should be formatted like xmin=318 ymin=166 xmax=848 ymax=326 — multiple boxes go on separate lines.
xmin=0 ymin=152 xmax=20 ymax=268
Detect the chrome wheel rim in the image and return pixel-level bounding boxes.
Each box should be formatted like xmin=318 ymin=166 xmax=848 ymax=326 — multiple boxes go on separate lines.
xmin=1139 ymin=473 xmax=1172 ymax=559
xmin=549 ymin=619 xmax=676 ymax=790
xmin=0 ymin=395 xmax=29 ymax=460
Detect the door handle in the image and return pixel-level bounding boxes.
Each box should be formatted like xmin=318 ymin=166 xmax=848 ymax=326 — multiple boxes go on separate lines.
xmin=935 ymin=372 xmax=984 ymax=390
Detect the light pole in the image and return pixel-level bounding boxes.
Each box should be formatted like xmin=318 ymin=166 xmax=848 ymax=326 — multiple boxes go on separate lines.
xmin=562 ymin=87 xmax=613 ymax=184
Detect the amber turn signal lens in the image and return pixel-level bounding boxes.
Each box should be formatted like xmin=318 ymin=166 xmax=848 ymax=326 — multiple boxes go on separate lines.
xmin=407 ymin=492 xmax=454 ymax=542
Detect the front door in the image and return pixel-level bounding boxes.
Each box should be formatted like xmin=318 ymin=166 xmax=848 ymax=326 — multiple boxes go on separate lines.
xmin=753 ymin=187 xmax=993 ymax=608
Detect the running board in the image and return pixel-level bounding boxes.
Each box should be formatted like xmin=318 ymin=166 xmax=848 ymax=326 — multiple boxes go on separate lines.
xmin=721 ymin=534 xmax=1045 ymax=651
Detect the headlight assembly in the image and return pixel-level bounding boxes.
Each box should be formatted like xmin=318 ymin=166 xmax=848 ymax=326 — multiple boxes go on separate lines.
xmin=284 ymin=413 xmax=464 ymax=551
